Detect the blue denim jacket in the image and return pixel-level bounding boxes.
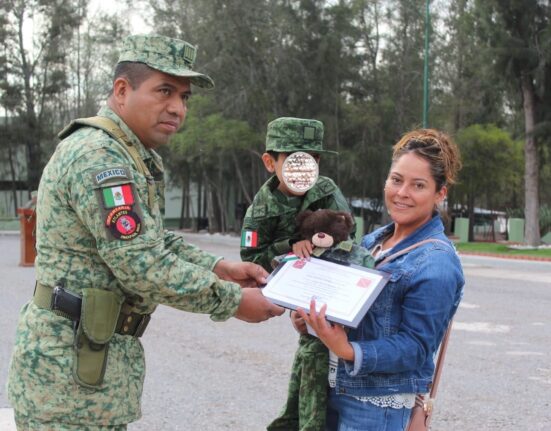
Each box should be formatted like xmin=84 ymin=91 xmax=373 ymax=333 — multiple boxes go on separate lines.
xmin=335 ymin=214 xmax=464 ymax=397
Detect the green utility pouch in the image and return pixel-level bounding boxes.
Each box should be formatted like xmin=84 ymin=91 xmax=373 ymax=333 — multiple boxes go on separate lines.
xmin=72 ymin=288 xmax=123 ymax=388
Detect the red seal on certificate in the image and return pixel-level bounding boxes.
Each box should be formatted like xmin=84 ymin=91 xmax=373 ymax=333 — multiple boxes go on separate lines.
xmin=293 ymin=259 xmax=307 ymax=269
xmin=357 ymin=277 xmax=372 ymax=288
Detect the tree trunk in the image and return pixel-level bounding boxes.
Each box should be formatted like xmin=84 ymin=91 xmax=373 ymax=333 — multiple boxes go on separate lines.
xmin=5 ymin=123 xmax=19 ymax=216
xmin=179 ymin=174 xmax=186 ymax=229
xmin=231 ymin=152 xmax=252 ymax=204
xmin=16 ymin=7 xmax=42 ymax=192
xmin=468 ymin=182 xmax=475 ymax=242
xmin=195 ymin=173 xmax=202 ymax=232
xmin=520 ymin=74 xmax=541 ymax=246
xmin=205 ymin=174 xmax=218 ymax=234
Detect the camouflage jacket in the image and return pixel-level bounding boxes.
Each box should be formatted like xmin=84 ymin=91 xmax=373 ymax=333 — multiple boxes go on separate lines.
xmin=314 ymin=241 xmax=375 ymax=268
xmin=240 ymin=175 xmax=353 ymax=272
xmin=8 ymin=106 xmax=241 ymax=426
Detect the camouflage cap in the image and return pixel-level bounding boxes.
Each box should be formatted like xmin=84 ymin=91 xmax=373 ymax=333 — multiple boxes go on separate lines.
xmin=118 ymin=34 xmax=214 ymax=89
xmin=265 ymin=117 xmax=337 ymax=155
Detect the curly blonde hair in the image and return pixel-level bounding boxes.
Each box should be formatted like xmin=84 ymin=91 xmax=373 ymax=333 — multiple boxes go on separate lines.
xmin=392 ymin=129 xmax=462 ymax=190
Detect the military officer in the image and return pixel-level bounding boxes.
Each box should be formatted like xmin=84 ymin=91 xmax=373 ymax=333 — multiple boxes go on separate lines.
xmin=7 ymin=34 xmax=283 ymax=430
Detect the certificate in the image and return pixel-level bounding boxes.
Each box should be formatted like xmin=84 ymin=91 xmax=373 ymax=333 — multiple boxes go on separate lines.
xmin=262 ymin=257 xmax=390 ymax=328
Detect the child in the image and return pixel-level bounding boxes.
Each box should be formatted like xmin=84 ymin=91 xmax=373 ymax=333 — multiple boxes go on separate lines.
xmin=240 ymin=117 xmax=353 ymax=271
xmin=240 ymin=117 xmax=354 ymax=430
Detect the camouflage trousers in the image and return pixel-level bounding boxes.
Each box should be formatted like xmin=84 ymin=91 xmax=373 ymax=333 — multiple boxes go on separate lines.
xmin=267 ymin=334 xmax=329 ymax=431
xmin=15 ymin=415 xmax=127 ymax=430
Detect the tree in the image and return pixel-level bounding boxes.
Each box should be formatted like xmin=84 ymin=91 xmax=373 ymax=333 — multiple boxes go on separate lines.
xmin=455 ymin=124 xmax=523 ymax=241
xmin=168 ymin=95 xmax=261 ymax=232
xmin=2 ymin=0 xmax=84 ymax=191
xmin=475 ymin=0 xmax=551 ymax=245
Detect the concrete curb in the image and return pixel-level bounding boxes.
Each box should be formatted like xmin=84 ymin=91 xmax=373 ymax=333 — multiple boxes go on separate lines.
xmin=459 ymin=251 xmax=551 ymax=262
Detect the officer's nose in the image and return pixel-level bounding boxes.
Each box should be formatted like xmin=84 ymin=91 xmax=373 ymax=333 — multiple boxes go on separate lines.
xmin=167 ymin=95 xmax=187 ymax=121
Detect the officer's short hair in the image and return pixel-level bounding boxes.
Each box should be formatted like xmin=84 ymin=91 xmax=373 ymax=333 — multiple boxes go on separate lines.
xmin=112 ymin=62 xmax=156 ymax=90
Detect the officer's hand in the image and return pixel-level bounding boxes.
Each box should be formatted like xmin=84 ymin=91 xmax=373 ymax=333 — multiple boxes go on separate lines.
xmin=235 ymin=288 xmax=285 ymax=322
xmin=290 ymin=310 xmax=308 ymax=334
xmin=213 ymin=260 xmax=268 ymax=287
xmin=292 ymin=240 xmax=313 ymax=259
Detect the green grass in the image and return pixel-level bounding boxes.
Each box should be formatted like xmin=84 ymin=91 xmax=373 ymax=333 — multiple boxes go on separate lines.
xmin=0 ymin=218 xmax=20 ymax=230
xmin=455 ymin=242 xmax=551 ymax=258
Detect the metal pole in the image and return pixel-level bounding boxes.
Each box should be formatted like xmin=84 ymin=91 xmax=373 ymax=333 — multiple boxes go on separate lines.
xmin=423 ymin=0 xmax=430 ymax=128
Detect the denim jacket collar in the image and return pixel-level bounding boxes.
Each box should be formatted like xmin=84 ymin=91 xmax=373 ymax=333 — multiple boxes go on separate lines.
xmin=364 ymin=213 xmax=444 ymax=253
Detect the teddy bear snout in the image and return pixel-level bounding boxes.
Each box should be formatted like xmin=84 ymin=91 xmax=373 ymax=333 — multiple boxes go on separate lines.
xmin=312 ymin=232 xmax=334 ymax=248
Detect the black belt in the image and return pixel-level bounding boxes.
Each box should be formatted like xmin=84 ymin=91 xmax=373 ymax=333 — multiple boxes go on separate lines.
xmin=33 ymin=282 xmax=150 ymax=337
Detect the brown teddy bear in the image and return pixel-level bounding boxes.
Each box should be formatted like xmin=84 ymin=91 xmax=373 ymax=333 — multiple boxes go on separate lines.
xmin=294 ymin=209 xmax=374 ymax=267
xmin=296 ymin=209 xmax=354 ymax=249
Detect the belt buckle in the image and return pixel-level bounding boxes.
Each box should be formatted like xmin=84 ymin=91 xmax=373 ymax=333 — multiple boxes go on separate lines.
xmin=133 ymin=314 xmax=151 ymax=338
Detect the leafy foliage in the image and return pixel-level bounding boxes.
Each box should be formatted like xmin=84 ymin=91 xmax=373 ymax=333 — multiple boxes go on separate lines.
xmin=1 ymin=0 xmax=551 ymax=236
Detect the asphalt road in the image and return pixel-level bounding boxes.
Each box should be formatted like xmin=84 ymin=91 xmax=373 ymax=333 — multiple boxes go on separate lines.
xmin=1 ymin=232 xmax=550 ymax=430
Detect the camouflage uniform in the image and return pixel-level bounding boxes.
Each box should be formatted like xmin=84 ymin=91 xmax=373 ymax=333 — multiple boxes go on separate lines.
xmin=7 ymin=35 xmax=240 ymax=429
xmin=267 ymin=245 xmax=374 ymax=431
xmin=238 ymin=117 xmax=353 ymax=431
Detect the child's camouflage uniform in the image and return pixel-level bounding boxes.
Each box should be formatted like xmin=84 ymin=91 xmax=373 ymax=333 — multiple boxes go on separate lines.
xmin=240 ymin=175 xmax=352 ymax=271
xmin=240 ymin=117 xmax=357 ymax=430
xmin=268 ymin=243 xmax=375 ymax=431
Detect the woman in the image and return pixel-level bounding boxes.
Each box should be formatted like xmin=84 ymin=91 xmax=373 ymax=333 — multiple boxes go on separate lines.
xmin=298 ymin=128 xmax=464 ymax=431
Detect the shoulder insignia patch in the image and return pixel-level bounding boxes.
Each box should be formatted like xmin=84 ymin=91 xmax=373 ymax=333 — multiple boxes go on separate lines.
xmin=241 ymin=230 xmax=258 ymax=247
xmin=321 ymin=181 xmax=334 ymax=193
xmin=252 ymin=205 xmax=267 ymax=219
xmin=93 ymin=167 xmax=132 ymax=185
xmin=105 ymin=205 xmax=142 ymax=240
xmin=102 ymin=184 xmax=135 ymax=209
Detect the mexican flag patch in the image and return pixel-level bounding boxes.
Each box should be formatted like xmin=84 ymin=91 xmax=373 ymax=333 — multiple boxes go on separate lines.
xmin=102 ymin=184 xmax=134 ymax=208
xmin=241 ymin=230 xmax=258 ymax=247
xmin=281 ymin=253 xmax=299 ymax=262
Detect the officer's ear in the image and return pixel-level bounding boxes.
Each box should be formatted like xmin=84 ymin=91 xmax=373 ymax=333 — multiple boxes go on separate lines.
xmin=262 ymin=152 xmax=276 ymax=173
xmin=112 ymin=77 xmax=132 ymax=105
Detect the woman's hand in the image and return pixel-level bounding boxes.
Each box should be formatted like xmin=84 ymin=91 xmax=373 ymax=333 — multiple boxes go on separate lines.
xmin=297 ymin=299 xmax=354 ymax=361
xmin=292 ymin=240 xmax=313 ymax=258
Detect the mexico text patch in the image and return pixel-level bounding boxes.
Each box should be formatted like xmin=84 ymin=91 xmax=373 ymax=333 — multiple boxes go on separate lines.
xmin=93 ymin=167 xmax=132 ymax=185
xmin=105 ymin=205 xmax=142 ymax=240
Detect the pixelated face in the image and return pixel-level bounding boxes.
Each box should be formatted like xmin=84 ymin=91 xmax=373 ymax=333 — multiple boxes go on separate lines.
xmin=269 ymin=152 xmax=320 ymax=196
xmin=116 ymin=70 xmax=192 ymax=148
xmin=281 ymin=152 xmax=319 ymax=194
xmin=385 ymin=152 xmax=446 ymax=233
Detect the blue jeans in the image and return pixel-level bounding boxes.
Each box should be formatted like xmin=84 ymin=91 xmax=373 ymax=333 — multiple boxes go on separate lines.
xmin=326 ymin=389 xmax=412 ymax=431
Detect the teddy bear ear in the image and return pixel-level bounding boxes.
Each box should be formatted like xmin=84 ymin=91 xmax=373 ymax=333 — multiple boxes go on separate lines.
xmin=345 ymin=213 xmax=354 ymax=227
xmin=296 ymin=210 xmax=313 ymax=226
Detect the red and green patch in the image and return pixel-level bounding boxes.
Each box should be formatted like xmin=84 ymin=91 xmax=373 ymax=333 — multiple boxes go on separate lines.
xmin=102 ymin=184 xmax=134 ymax=208
xmin=105 ymin=205 xmax=142 ymax=240
xmin=241 ymin=230 xmax=258 ymax=247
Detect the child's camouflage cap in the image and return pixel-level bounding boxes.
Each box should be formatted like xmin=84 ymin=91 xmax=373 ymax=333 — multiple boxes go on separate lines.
xmin=266 ymin=117 xmax=337 ymax=154
xmin=118 ymin=34 xmax=214 ymax=89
